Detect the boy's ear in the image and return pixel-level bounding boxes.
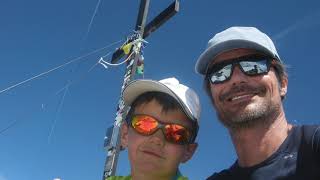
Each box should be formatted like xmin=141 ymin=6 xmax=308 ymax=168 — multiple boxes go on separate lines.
xmin=181 ymin=143 xmax=198 ymax=163
xmin=120 ymin=123 xmax=129 ymax=148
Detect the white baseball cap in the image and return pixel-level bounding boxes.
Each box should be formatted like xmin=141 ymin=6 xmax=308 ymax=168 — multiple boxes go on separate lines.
xmin=195 ymin=26 xmax=282 ymax=75
xmin=123 ymin=77 xmax=201 ymax=123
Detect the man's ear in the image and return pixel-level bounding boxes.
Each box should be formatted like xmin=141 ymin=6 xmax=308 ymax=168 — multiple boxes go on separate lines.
xmin=181 ymin=143 xmax=198 ymax=163
xmin=120 ymin=123 xmax=129 ymax=148
xmin=280 ymin=76 xmax=288 ymax=98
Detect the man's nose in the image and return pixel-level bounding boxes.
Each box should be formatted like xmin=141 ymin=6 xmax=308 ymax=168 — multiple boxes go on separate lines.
xmin=228 ymin=64 xmax=248 ymax=85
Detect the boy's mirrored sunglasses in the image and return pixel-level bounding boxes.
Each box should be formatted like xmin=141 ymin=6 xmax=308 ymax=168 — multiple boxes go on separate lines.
xmin=206 ymin=55 xmax=274 ymax=84
xmin=128 ymin=114 xmax=195 ymax=145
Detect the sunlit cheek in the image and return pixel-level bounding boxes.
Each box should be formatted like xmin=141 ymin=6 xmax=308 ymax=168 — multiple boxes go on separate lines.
xmin=246 ymin=102 xmax=260 ymax=110
xmin=165 ymin=146 xmax=185 ymax=164
xmin=128 ymin=129 xmax=145 ymax=150
xmin=267 ymin=81 xmax=280 ymax=100
xmin=210 ymin=89 xmax=220 ymax=104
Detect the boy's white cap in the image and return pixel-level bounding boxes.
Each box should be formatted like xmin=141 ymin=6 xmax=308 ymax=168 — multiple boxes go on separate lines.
xmin=195 ymin=26 xmax=282 ymax=75
xmin=123 ymin=77 xmax=201 ymax=123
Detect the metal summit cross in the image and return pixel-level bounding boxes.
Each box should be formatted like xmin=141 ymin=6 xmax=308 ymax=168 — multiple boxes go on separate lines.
xmin=102 ymin=0 xmax=180 ymax=179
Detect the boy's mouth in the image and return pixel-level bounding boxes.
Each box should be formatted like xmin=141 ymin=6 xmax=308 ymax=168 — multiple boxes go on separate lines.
xmin=142 ymin=150 xmax=164 ymax=159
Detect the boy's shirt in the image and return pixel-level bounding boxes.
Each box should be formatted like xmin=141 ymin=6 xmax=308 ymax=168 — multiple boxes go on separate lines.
xmin=106 ymin=176 xmax=131 ymax=180
xmin=107 ymin=175 xmax=188 ymax=180
xmin=107 ymin=170 xmax=189 ymax=180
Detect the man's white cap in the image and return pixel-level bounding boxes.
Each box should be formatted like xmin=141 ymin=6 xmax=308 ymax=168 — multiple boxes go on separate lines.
xmin=195 ymin=26 xmax=282 ymax=75
xmin=123 ymin=77 xmax=201 ymax=123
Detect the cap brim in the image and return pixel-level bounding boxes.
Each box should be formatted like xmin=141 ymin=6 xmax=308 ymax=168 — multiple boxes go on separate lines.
xmin=195 ymin=39 xmax=279 ymax=75
xmin=123 ymin=79 xmax=177 ymax=106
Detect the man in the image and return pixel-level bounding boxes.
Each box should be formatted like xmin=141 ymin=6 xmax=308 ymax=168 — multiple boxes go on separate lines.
xmin=195 ymin=26 xmax=320 ymax=179
xmin=108 ymin=77 xmax=200 ymax=180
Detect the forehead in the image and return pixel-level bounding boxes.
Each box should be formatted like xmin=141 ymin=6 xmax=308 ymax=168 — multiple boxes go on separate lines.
xmin=209 ymin=48 xmax=262 ymax=67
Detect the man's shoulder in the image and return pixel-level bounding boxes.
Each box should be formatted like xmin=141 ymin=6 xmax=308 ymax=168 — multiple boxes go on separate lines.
xmin=294 ymin=124 xmax=320 ymax=146
xmin=293 ymin=124 xmax=320 ymax=132
xmin=296 ymin=124 xmax=320 ymax=158
xmin=206 ymin=169 xmax=233 ymax=180
xmin=286 ymin=125 xmax=320 ymax=144
xmin=106 ymin=174 xmax=188 ymax=180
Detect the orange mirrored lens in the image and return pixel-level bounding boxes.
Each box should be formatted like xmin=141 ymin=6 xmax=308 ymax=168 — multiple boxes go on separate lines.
xmin=131 ymin=115 xmax=193 ymax=144
xmin=132 ymin=115 xmax=158 ymax=135
xmin=165 ymin=124 xmax=190 ymax=144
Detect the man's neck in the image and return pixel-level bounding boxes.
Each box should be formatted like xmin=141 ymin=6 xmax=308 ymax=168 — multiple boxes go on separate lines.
xmin=229 ymin=110 xmax=292 ymax=167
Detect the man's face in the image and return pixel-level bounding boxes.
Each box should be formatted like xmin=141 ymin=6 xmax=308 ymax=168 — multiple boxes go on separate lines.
xmin=121 ymin=99 xmax=197 ymax=177
xmin=208 ymin=49 xmax=288 ymax=129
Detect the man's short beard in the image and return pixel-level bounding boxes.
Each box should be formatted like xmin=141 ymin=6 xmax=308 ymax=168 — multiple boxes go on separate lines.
xmin=216 ymin=99 xmax=281 ymax=130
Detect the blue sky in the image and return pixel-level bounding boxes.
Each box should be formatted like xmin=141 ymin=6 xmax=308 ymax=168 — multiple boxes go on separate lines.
xmin=1 ymin=0 xmax=320 ymax=179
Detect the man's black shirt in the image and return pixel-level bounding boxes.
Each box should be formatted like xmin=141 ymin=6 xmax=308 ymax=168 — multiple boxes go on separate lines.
xmin=207 ymin=125 xmax=320 ymax=180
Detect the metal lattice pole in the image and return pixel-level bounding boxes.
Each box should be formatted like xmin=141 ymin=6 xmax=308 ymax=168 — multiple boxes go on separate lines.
xmin=102 ymin=1 xmax=180 ymax=179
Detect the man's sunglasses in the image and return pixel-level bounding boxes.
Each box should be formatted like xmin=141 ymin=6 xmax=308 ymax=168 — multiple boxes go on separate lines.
xmin=206 ymin=55 xmax=274 ymax=84
xmin=128 ymin=114 xmax=195 ymax=145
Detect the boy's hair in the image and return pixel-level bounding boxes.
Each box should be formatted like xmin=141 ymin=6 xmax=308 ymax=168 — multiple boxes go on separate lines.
xmin=125 ymin=91 xmax=199 ymax=142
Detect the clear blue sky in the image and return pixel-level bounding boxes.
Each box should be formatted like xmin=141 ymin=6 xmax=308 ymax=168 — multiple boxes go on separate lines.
xmin=1 ymin=0 xmax=320 ymax=179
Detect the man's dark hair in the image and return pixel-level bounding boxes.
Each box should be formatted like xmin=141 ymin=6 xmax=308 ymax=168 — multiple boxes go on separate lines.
xmin=125 ymin=91 xmax=198 ymax=142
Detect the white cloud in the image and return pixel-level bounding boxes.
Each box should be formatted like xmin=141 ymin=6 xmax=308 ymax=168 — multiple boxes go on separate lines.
xmin=273 ymin=10 xmax=320 ymax=42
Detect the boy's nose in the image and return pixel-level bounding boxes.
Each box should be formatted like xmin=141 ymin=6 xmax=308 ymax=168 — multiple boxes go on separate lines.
xmin=147 ymin=129 xmax=165 ymax=147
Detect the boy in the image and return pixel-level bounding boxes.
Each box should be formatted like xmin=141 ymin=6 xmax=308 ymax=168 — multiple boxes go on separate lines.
xmin=108 ymin=77 xmax=201 ymax=180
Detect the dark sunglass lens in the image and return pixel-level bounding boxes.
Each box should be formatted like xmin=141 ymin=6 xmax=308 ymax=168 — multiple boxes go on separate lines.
xmin=210 ymin=64 xmax=232 ymax=84
xmin=164 ymin=124 xmax=191 ymax=144
xmin=240 ymin=60 xmax=268 ymax=75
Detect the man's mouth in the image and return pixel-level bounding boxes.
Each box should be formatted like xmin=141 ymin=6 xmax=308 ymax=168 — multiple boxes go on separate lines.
xmin=220 ymin=84 xmax=264 ymax=103
xmin=227 ymin=92 xmax=258 ymax=102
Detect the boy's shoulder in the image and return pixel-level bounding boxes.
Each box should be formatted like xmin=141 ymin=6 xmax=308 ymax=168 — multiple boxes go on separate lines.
xmin=177 ymin=176 xmax=189 ymax=180
xmin=107 ymin=175 xmax=189 ymax=180
xmin=106 ymin=175 xmax=132 ymax=180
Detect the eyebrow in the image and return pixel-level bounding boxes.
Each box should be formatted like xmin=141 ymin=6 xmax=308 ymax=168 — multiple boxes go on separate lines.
xmin=208 ymin=54 xmax=269 ymax=69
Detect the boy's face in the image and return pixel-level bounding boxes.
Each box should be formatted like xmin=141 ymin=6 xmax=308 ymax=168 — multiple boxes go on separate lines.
xmin=121 ymin=99 xmax=197 ymax=177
